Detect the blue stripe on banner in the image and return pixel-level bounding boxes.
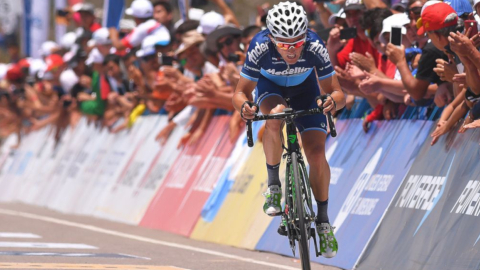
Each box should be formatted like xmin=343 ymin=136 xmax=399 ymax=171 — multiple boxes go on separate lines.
xmin=24 ymin=0 xmax=32 ymax=57
xmin=103 ymin=0 xmax=125 ymax=29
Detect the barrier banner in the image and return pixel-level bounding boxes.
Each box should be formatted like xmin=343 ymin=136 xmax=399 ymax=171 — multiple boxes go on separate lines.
xmin=256 ymin=119 xmax=432 ymax=269
xmin=140 ymin=115 xmax=235 ymax=236
xmin=190 ymin=138 xmax=278 ymax=249
xmin=93 ymin=116 xmax=168 ymax=223
xmin=357 ymin=127 xmax=480 ymax=270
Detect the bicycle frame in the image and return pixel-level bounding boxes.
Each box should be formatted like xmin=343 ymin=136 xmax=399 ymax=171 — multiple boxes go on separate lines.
xmin=245 ymin=102 xmax=337 ymax=269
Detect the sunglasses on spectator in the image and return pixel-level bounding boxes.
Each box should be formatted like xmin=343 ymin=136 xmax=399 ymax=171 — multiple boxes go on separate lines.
xmin=142 ymin=54 xmax=156 ymax=62
xmin=407 ymin=7 xmax=422 ymax=15
xmin=273 ymin=36 xmax=306 ymax=51
xmin=217 ymin=37 xmax=235 ymax=50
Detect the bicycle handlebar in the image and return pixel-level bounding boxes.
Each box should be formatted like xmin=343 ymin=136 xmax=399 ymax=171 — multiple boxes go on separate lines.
xmin=245 ymin=98 xmax=337 ymax=147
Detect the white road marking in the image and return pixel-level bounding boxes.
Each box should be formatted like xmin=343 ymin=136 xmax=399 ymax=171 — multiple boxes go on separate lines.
xmin=0 ymin=233 xmax=41 ymax=238
xmin=0 ymin=242 xmax=97 ymax=249
xmin=0 ymin=208 xmax=300 ymax=270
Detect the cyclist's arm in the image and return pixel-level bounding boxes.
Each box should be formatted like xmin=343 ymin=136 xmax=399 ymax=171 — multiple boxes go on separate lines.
xmin=233 ymin=76 xmax=257 ymax=112
xmin=317 ymin=73 xmax=346 ymax=111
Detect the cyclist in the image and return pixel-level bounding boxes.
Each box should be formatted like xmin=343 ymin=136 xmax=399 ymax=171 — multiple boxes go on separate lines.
xmin=232 ymin=1 xmax=345 ymax=258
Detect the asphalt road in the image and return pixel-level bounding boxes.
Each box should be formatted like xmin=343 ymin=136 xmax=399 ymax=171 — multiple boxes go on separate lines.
xmin=0 ymin=203 xmax=341 ymax=270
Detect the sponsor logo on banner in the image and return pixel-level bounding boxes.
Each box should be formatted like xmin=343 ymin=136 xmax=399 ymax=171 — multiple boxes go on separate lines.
xmin=395 ymin=175 xmax=446 ymax=210
xmin=333 ymin=148 xmax=383 ymax=232
xmin=119 ymin=161 xmax=145 ymax=187
xmin=194 ymin=157 xmax=227 ymax=192
xmin=451 ymin=180 xmax=480 ymax=216
xmin=247 ymin=42 xmax=268 ymax=64
xmin=165 ymin=155 xmax=201 ymax=189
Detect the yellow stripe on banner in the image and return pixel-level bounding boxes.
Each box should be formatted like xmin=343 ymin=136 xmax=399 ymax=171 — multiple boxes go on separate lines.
xmin=0 ymin=263 xmax=188 ymax=270
xmin=191 ymin=143 xmax=287 ymax=249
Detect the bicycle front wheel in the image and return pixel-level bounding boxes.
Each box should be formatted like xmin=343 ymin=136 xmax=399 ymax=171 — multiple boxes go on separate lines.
xmin=291 ymin=152 xmax=311 ymax=270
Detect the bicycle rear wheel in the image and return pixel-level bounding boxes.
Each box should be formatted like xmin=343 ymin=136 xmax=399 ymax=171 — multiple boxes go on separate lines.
xmin=291 ymin=152 xmax=311 ymax=270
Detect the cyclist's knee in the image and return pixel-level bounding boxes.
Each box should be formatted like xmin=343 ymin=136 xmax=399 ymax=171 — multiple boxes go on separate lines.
xmin=304 ymin=145 xmax=326 ymax=163
xmin=265 ymin=104 xmax=286 ymax=131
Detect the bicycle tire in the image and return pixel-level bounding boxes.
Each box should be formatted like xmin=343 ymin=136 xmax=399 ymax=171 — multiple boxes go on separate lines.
xmin=291 ymin=152 xmax=311 ymax=270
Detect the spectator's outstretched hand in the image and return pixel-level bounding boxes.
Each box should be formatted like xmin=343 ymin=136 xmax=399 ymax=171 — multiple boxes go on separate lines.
xmin=463 ymin=118 xmax=480 ymax=129
xmin=471 ymin=33 xmax=480 ymax=48
xmin=385 ymin=44 xmax=405 ymax=65
xmin=434 ymin=57 xmax=458 ymax=82
xmin=156 ymin=121 xmax=177 ymax=145
xmin=359 ymin=72 xmax=380 ymax=94
xmin=431 ymin=120 xmax=448 ymax=145
xmin=195 ymin=76 xmax=217 ymax=98
xmin=452 ymin=73 xmax=467 ymax=85
xmin=346 ymin=63 xmax=366 ymax=79
xmin=459 ymin=115 xmax=473 ymax=133
xmin=433 ymin=83 xmax=453 ymax=107
xmin=449 ymin=31 xmax=474 ymax=57
xmin=350 ymin=52 xmax=376 ymax=72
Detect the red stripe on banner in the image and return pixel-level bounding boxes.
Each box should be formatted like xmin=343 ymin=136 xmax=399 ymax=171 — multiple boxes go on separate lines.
xmin=140 ymin=116 xmax=235 ymax=236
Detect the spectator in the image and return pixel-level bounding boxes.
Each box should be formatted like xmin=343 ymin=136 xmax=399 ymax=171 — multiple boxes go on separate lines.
xmin=153 ymin=1 xmax=174 ymax=30
xmin=206 ymin=24 xmax=242 ymax=67
xmin=109 ymin=0 xmax=170 ymax=51
xmin=72 ymin=3 xmax=101 ymax=33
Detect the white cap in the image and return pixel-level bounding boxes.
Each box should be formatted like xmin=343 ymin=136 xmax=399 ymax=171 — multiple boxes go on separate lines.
xmin=0 ymin=64 xmax=9 ymax=80
xmin=60 ymin=69 xmax=79 ymax=94
xmin=379 ymin=13 xmax=410 ymax=45
xmin=136 ymin=28 xmax=171 ymax=58
xmin=85 ymin=48 xmax=104 ymax=65
xmin=29 ymin=59 xmax=47 ymax=76
xmin=126 ymin=0 xmax=153 ymax=19
xmin=328 ymin=8 xmax=346 ymax=26
xmin=60 ymin=32 xmax=78 ymax=50
xmin=87 ymin=28 xmax=111 ymax=47
xmin=119 ymin=19 xmax=136 ymax=31
xmin=72 ymin=3 xmax=95 ymax=13
xmin=197 ymin=11 xmax=225 ymax=35
xmin=189 ymin=8 xmax=206 ymax=21
xmin=39 ymin=41 xmax=60 ymax=57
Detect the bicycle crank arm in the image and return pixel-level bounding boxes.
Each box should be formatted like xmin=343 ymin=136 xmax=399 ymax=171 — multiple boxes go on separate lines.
xmin=311 ymin=227 xmax=321 ymax=257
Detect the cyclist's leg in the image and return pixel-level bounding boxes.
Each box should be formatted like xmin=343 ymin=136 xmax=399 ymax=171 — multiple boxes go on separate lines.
xmin=255 ymin=75 xmax=287 ymax=215
xmin=288 ymin=72 xmax=338 ymax=257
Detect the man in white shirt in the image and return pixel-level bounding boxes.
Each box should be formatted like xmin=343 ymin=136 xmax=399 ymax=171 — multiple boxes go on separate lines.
xmin=109 ymin=0 xmax=170 ymax=51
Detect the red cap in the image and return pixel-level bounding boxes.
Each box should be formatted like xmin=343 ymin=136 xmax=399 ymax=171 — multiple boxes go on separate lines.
xmin=417 ymin=2 xmax=457 ymax=35
xmin=6 ymin=65 xmax=24 ymax=81
xmin=17 ymin=58 xmax=30 ymax=69
xmin=45 ymin=54 xmax=64 ymax=72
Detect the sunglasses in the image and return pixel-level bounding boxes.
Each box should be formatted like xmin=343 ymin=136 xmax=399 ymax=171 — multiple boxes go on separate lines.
xmin=274 ymin=37 xmax=306 ymax=51
xmin=142 ymin=54 xmax=157 ymax=62
xmin=217 ymin=37 xmax=235 ymax=50
xmin=407 ymin=6 xmax=422 ymax=15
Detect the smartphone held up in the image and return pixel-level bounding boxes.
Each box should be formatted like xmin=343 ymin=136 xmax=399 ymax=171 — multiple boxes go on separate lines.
xmin=390 ymin=26 xmax=402 ymax=47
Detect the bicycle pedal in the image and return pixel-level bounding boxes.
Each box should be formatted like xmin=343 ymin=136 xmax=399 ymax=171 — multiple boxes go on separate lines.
xmin=277 ymin=224 xmax=287 ymax=236
xmin=267 ymin=211 xmax=284 ymax=217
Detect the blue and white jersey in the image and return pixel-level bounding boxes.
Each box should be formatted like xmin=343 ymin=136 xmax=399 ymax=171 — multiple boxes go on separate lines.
xmin=241 ymin=29 xmax=335 ymax=87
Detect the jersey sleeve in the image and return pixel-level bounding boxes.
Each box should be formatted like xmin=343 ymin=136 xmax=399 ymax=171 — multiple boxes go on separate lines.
xmin=306 ymin=36 xmax=335 ymax=81
xmin=121 ymin=20 xmax=161 ymax=48
xmin=240 ymin=32 xmax=270 ymax=82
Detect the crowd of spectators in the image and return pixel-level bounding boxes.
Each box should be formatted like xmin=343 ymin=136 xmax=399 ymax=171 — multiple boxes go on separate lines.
xmin=1 ymin=0 xmax=480 ymax=149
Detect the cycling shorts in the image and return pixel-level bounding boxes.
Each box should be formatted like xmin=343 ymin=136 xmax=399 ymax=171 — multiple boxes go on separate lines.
xmin=254 ymin=71 xmax=327 ymax=134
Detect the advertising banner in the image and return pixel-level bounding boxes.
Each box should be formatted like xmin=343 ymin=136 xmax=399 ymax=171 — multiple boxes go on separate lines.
xmin=357 ymin=127 xmax=480 ymax=270
xmin=140 ymin=116 xmax=235 ymax=236
xmin=256 ymin=119 xmax=432 ymax=269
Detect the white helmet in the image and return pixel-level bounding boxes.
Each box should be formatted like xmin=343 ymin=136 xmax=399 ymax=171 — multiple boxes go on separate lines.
xmin=267 ymin=1 xmax=308 ymax=39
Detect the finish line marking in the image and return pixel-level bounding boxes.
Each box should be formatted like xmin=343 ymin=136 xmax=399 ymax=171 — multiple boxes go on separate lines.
xmin=0 ymin=251 xmax=150 ymax=259
xmin=0 ymin=263 xmax=187 ymax=269
xmin=0 ymin=242 xmax=97 ymax=249
xmin=0 ymin=208 xmax=300 ymax=270
xmin=0 ymin=233 xmax=41 ymax=238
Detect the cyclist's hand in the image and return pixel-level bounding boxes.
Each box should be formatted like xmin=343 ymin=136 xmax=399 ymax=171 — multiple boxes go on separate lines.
xmin=317 ymin=95 xmax=336 ymax=114
xmin=241 ymin=102 xmax=258 ymax=121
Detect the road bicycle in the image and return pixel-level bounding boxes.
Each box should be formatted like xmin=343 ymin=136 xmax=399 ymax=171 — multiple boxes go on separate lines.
xmin=245 ymin=96 xmax=337 ymax=270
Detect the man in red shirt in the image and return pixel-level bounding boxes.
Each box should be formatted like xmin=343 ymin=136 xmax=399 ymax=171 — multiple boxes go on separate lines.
xmin=326 ymin=0 xmax=379 ymax=70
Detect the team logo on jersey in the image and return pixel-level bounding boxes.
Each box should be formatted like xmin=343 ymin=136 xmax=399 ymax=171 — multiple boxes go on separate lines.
xmin=265 ymin=67 xmax=310 ymax=75
xmin=248 ymin=41 xmax=269 ymax=65
xmin=308 ymin=40 xmax=331 ymax=63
